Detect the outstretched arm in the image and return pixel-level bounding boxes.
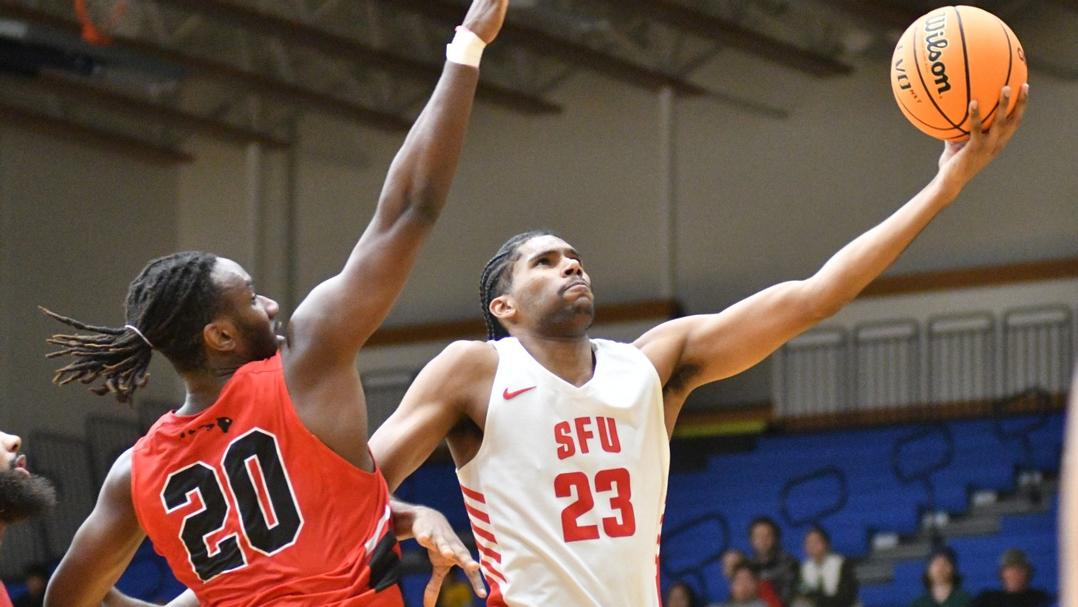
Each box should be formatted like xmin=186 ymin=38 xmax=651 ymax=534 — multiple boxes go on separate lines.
xmin=45 ymin=451 xmax=146 ymax=607
xmin=287 ymin=0 xmax=508 ymax=371
xmin=636 ymin=85 xmax=1029 ymax=419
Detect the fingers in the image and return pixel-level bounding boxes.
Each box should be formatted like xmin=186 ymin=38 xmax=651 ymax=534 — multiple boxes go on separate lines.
xmin=1012 ymin=82 xmax=1030 ymax=124
xmin=435 ymin=535 xmax=458 ymax=563
xmin=967 ymin=98 xmax=984 ymax=143
xmin=423 ymin=567 xmax=448 ymax=607
xmin=1000 ymin=83 xmax=1030 ymax=135
xmin=465 ymin=561 xmax=488 ymax=598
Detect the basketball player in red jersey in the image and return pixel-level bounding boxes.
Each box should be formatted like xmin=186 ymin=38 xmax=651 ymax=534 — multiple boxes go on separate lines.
xmin=39 ymin=1 xmax=507 ymax=605
xmin=0 ymin=430 xmax=57 ymax=607
xmin=368 ymin=86 xmax=1029 ymax=606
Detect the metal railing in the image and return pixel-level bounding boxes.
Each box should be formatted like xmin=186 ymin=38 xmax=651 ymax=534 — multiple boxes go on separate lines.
xmin=774 ymin=304 xmax=1076 ymax=418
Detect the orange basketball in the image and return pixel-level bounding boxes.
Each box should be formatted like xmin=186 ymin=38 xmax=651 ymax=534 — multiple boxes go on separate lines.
xmin=890 ymin=6 xmax=1027 ymax=141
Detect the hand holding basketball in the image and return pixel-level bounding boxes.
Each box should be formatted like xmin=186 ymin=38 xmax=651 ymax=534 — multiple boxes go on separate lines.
xmin=891 ymin=6 xmax=1027 ymax=141
xmin=937 ymin=83 xmax=1029 ymax=191
xmin=462 ymin=0 xmax=509 ymax=44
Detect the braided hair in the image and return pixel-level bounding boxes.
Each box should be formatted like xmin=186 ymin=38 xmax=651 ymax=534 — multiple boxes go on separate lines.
xmin=478 ymin=230 xmax=557 ymax=341
xmin=41 ymin=251 xmax=223 ymax=404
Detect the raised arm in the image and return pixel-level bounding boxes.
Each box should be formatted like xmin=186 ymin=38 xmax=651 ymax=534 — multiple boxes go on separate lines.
xmin=637 ymin=85 xmax=1029 ymax=418
xmin=287 ymin=0 xmax=508 ymax=370
xmin=45 ymin=451 xmax=146 ymax=607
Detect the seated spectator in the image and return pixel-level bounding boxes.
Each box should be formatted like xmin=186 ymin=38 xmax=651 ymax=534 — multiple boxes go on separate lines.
xmin=716 ymin=564 xmax=770 ymax=607
xmin=971 ymin=549 xmax=1051 ymax=607
xmin=666 ymin=580 xmax=701 ymax=607
xmin=748 ymin=517 xmax=800 ymax=605
xmin=911 ymin=546 xmax=971 ymax=607
xmin=796 ymin=525 xmax=858 ymax=607
xmin=12 ymin=563 xmax=48 ymax=607
xmin=722 ymin=548 xmax=782 ymax=607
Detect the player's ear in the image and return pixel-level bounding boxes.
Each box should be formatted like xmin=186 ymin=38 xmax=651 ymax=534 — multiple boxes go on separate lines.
xmin=203 ymin=318 xmax=238 ymax=353
xmin=489 ymin=294 xmax=516 ymax=326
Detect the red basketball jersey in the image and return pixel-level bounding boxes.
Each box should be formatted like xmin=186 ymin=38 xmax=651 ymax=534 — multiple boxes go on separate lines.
xmin=130 ymin=354 xmax=403 ymax=606
xmin=0 ymin=583 xmax=12 ymax=607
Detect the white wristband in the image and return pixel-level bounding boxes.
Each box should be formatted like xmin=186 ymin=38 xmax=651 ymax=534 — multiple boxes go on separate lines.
xmin=446 ymin=26 xmax=486 ymax=68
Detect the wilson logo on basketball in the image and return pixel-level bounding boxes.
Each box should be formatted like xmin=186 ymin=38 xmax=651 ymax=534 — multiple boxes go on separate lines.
xmin=923 ymin=12 xmax=952 ymax=94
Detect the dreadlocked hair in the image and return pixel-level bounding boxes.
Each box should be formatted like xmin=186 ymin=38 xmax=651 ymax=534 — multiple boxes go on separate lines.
xmin=478 ymin=230 xmax=557 ymax=341
xmin=41 ymin=251 xmax=222 ymax=404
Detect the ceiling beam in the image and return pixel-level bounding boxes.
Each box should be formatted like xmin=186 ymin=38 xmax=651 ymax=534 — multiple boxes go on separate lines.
xmin=4 ymin=72 xmax=290 ymax=148
xmin=607 ymin=0 xmax=854 ymax=77
xmin=1049 ymin=0 xmax=1078 ymax=11
xmin=384 ymin=0 xmax=710 ymax=95
xmin=0 ymin=2 xmax=413 ymax=132
xmin=833 ymin=1 xmax=1078 ymax=81
xmin=826 ymin=0 xmax=916 ymax=30
xmin=151 ymin=0 xmax=561 ymax=115
xmin=0 ymin=101 xmax=193 ymax=164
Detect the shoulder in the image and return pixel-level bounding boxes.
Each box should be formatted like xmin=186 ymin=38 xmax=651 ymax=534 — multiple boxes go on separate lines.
xmin=101 ymin=448 xmax=136 ymax=510
xmin=443 ymin=339 xmax=497 ymax=360
xmin=106 ymin=448 xmax=134 ymax=486
xmin=414 ymin=341 xmax=497 ymax=390
xmin=440 ymin=340 xmax=497 ymax=372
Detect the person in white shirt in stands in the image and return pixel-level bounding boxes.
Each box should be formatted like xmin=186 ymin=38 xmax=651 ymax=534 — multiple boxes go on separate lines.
xmin=796 ymin=525 xmax=858 ymax=607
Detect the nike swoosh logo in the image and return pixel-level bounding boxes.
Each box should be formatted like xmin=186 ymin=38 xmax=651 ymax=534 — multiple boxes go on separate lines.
xmin=503 ymin=386 xmax=536 ymax=400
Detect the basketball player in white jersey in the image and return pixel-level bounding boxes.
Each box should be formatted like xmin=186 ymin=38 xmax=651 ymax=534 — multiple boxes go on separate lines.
xmin=369 ymin=86 xmax=1028 ymax=606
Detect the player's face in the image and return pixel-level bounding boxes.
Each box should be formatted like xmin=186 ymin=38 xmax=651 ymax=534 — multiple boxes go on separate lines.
xmin=501 ymin=235 xmax=595 ymax=337
xmin=212 ymin=258 xmax=282 ymax=361
xmin=0 ymin=430 xmax=57 ymax=524
xmin=0 ymin=431 xmax=22 ymax=474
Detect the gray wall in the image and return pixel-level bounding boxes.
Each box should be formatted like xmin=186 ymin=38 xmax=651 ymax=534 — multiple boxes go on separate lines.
xmin=0 ymin=128 xmax=179 ymax=436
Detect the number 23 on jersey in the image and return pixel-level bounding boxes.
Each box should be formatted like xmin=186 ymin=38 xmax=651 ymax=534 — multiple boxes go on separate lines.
xmin=555 ymin=467 xmax=636 ymax=543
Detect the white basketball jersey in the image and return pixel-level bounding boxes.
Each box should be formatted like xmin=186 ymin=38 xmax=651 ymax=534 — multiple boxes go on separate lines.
xmin=457 ymin=337 xmax=669 ymax=607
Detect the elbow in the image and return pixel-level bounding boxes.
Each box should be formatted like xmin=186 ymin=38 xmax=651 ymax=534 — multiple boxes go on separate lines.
xmin=793 ymin=280 xmax=849 ymax=323
xmin=400 ymin=179 xmax=447 ymax=225
xmin=808 ymin=296 xmax=848 ymax=322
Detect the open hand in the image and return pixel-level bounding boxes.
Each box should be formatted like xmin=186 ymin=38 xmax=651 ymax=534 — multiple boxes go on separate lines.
xmin=938 ymin=83 xmax=1029 ymax=187
xmin=462 ymin=0 xmax=509 ymax=44
xmin=411 ymin=506 xmax=487 ymax=607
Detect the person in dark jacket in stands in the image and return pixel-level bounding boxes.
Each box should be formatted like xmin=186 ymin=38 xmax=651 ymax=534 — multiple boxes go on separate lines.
xmin=911 ymin=546 xmax=972 ymax=607
xmin=796 ymin=525 xmax=859 ymax=607
xmin=748 ymin=517 xmax=800 ymax=605
xmin=971 ymin=549 xmax=1051 ymax=607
